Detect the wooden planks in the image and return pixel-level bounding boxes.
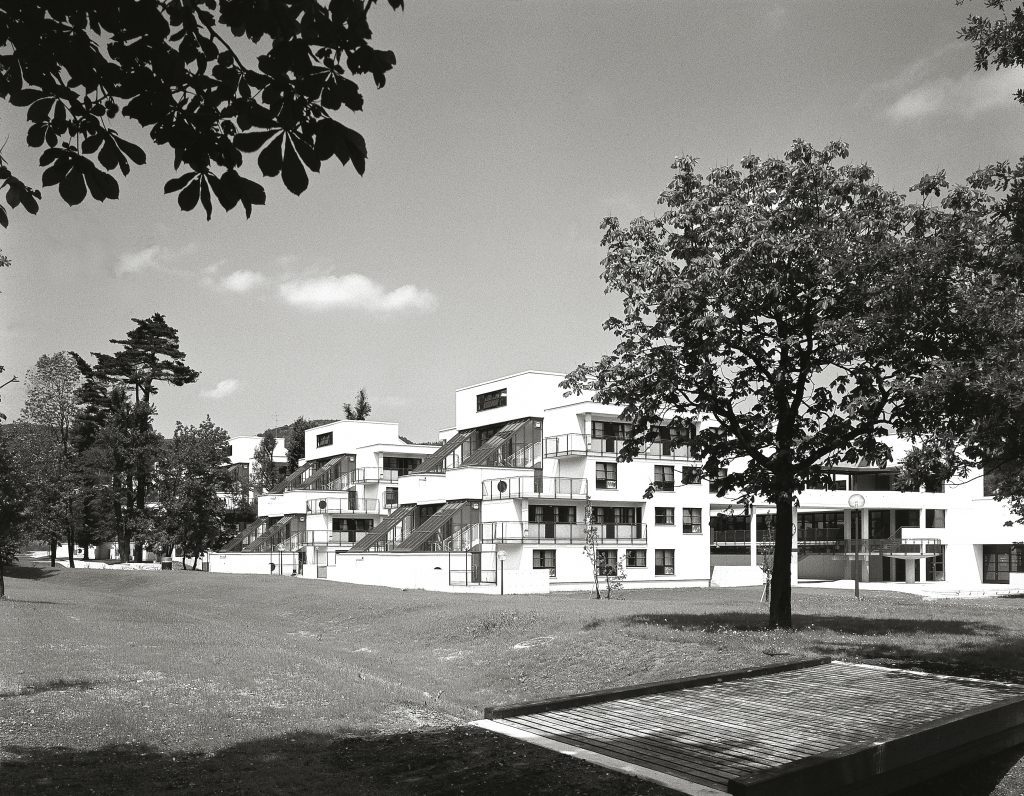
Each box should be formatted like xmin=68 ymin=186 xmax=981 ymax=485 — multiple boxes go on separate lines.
xmin=482 ymin=661 xmax=1024 ymax=796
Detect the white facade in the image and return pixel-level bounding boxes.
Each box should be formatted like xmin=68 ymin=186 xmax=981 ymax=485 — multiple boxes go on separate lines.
xmin=210 ymin=420 xmax=439 ymax=575
xmin=211 ymin=373 xmax=1024 ymax=591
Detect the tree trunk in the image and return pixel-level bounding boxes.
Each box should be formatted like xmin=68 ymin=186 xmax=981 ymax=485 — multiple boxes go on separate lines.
xmin=49 ymin=540 xmax=57 ymax=567
xmin=191 ymin=555 xmax=199 ymax=571
xmin=1 ymin=563 xmax=5 ymax=598
xmin=66 ymin=497 xmax=75 ymax=567
xmin=768 ymin=496 xmax=795 ymax=629
xmin=65 ymin=525 xmax=75 ymax=568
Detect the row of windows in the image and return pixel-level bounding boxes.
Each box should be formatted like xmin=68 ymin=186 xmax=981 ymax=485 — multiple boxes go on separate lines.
xmin=595 ymin=462 xmax=704 ymax=491
xmin=654 ymin=507 xmax=702 ymax=533
xmin=532 ymin=548 xmax=676 ymax=576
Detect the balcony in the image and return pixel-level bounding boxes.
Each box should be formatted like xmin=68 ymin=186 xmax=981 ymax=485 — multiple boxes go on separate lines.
xmin=306 ymin=497 xmax=380 ymax=514
xmin=329 ymin=467 xmax=403 ymax=490
xmin=492 ymin=521 xmax=647 ymax=545
xmin=542 ymin=434 xmax=696 ymax=461
xmin=481 ymin=476 xmax=588 ymax=500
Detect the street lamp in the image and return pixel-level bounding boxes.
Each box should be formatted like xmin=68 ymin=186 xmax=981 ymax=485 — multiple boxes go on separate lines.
xmin=497 ymin=550 xmax=507 ymax=595
xmin=848 ymin=493 xmax=865 ymax=599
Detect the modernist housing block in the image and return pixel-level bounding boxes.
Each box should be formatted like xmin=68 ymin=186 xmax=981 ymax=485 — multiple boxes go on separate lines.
xmin=210 ymin=372 xmax=1024 ymax=592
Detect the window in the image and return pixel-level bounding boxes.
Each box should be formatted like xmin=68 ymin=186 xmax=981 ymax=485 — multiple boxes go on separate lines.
xmin=709 ymin=467 xmax=728 ymax=493
xmin=384 ymin=487 xmax=398 ymax=507
xmin=655 ymin=549 xmax=675 ymax=576
xmin=592 ymin=420 xmax=629 ymax=438
xmin=528 ymin=505 xmax=577 ymax=523
xmin=597 ymin=549 xmax=618 ymax=576
xmin=316 ymin=432 xmax=333 ymax=448
xmin=332 ymin=517 xmax=373 ymax=543
xmin=926 ymin=509 xmax=945 ymax=529
xmin=655 ymin=507 xmax=675 ymax=526
xmin=533 ymin=549 xmax=556 ymax=577
xmin=477 ymin=388 xmax=507 ymax=412
xmin=596 ymin=462 xmax=617 ymax=489
xmin=383 ymin=456 xmax=421 ymax=477
xmin=680 ymin=467 xmax=702 ymax=485
xmin=654 ymin=465 xmax=674 ymax=492
xmin=868 ymin=509 xmax=891 ymax=539
xmin=626 ymin=549 xmax=646 ymax=568
xmin=681 ymin=508 xmax=702 ymax=534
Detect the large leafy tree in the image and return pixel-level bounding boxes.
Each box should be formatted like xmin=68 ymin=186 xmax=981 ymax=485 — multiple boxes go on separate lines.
xmin=0 ymin=430 xmax=29 ymax=599
xmin=0 ymin=0 xmax=405 ymax=226
xmin=155 ymin=417 xmax=231 ymax=569
xmin=19 ymin=352 xmax=83 ymax=566
xmin=564 ymin=140 xmax=1022 ymax=629
xmin=959 ymin=0 xmax=1024 ymax=240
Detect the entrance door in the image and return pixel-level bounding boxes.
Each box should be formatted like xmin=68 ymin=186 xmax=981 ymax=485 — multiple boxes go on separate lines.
xmin=983 ymin=545 xmax=1011 ymax=584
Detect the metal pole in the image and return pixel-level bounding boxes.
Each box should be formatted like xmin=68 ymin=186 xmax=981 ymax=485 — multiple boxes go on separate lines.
xmin=500 ymin=559 xmax=504 ymax=595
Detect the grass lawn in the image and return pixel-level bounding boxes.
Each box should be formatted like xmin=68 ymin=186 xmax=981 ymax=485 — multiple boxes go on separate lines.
xmin=2 ymin=560 xmax=1024 ymax=794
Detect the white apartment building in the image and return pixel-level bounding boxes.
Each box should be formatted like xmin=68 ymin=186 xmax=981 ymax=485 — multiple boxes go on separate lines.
xmin=210 ymin=420 xmax=438 ymax=576
xmin=210 ymin=372 xmax=1024 ymax=592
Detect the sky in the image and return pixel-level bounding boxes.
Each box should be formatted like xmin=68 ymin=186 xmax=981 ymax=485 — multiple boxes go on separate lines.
xmin=2 ymin=1 xmax=1023 ymax=442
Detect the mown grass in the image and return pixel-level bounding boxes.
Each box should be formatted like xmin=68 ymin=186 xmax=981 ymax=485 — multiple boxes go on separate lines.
xmin=2 ymin=561 xmax=1023 ymax=794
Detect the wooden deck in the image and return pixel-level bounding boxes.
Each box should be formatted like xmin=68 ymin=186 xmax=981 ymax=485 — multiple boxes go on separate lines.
xmin=477 ymin=659 xmax=1024 ymax=796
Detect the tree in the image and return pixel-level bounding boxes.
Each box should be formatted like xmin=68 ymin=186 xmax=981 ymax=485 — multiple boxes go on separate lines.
xmin=343 ymin=388 xmax=372 ymax=420
xmin=155 ymin=417 xmax=231 ymax=569
xmin=93 ymin=313 xmax=199 ymax=404
xmin=251 ymin=430 xmax=280 ymax=495
xmin=959 ymin=1 xmax=1024 ymax=241
xmin=563 ymin=140 xmax=1021 ymax=629
xmin=284 ymin=416 xmax=316 ymax=472
xmin=20 ymin=352 xmax=83 ymax=566
xmin=86 ymin=314 xmax=198 ymax=561
xmin=0 ymin=0 xmax=405 ymax=227
xmin=0 ymin=431 xmax=29 ymax=598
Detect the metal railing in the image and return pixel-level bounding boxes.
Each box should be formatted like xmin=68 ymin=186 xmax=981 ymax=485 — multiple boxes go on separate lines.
xmin=440 ymin=521 xmax=647 ymax=550
xmin=328 ymin=467 xmax=404 ymax=490
xmin=449 ymin=549 xmax=497 ymax=586
xmin=542 ymin=434 xmax=696 ymax=461
xmin=481 ymin=476 xmax=588 ymax=500
xmin=306 ymin=497 xmax=380 ymax=514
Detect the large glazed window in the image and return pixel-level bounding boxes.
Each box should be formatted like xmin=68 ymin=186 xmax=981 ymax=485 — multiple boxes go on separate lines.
xmin=476 ymin=388 xmax=507 ymax=412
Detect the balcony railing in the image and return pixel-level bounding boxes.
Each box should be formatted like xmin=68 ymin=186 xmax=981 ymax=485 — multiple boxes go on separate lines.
xmin=542 ymin=434 xmax=696 ymax=461
xmin=328 ymin=467 xmax=404 ymax=490
xmin=306 ymin=497 xmax=380 ymax=514
xmin=481 ymin=476 xmax=588 ymax=500
xmin=441 ymin=521 xmax=647 ymax=550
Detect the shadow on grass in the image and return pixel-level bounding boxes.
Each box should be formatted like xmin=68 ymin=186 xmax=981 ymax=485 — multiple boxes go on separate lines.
xmin=611 ymin=612 xmax=995 ymax=636
xmin=0 ymin=678 xmax=98 ymax=699
xmin=810 ymin=631 xmax=1024 ymax=685
xmin=4 ymin=561 xmax=60 ymax=580
xmin=3 ymin=725 xmax=1020 ymax=796
xmin=1 ymin=726 xmax=678 ymax=795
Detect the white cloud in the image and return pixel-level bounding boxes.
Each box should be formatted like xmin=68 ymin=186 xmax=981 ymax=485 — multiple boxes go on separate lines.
xmin=887 ymin=68 xmax=1024 ymax=121
xmin=117 ymin=245 xmax=164 ymax=275
xmin=200 ymin=379 xmax=240 ymax=399
xmin=220 ymin=269 xmax=267 ymax=293
xmin=278 ymin=273 xmax=437 ymax=312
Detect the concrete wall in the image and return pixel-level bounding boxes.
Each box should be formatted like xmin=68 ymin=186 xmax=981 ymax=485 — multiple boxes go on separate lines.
xmin=327 ymin=551 xmax=550 ymax=594
xmin=304 ymin=420 xmax=405 ymax=461
xmin=209 ymin=551 xmax=299 ymax=575
xmin=453 ymin=372 xmax=567 ymax=429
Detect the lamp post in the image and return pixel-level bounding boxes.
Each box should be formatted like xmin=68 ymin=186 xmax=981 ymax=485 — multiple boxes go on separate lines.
xmin=848 ymin=493 xmax=865 ymax=599
xmin=497 ymin=549 xmax=507 ymax=595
